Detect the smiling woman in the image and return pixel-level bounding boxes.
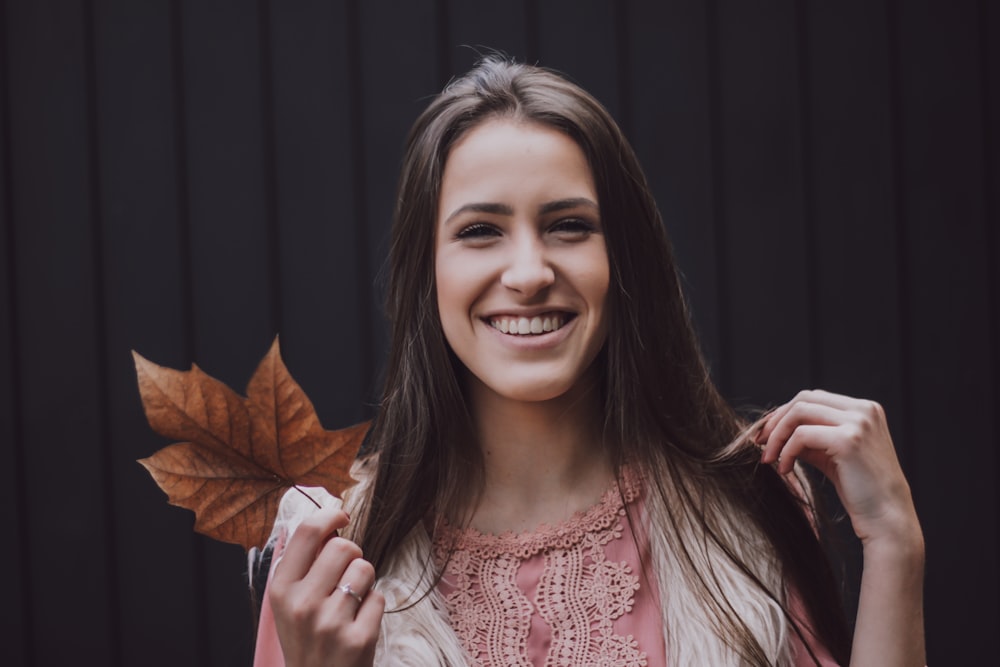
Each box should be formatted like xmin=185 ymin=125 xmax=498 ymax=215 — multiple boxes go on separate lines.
xmin=250 ymin=56 xmax=925 ymax=667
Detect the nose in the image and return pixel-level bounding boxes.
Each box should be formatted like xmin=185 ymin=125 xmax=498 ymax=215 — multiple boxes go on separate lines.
xmin=500 ymin=235 xmax=555 ymax=297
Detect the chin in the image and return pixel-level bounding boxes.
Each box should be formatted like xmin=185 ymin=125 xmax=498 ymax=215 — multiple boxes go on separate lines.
xmin=481 ymin=371 xmax=593 ymax=404
xmin=499 ymin=384 xmax=574 ymax=403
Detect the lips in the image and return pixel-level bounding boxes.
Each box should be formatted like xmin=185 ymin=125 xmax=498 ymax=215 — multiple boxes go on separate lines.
xmin=487 ymin=312 xmax=573 ymax=336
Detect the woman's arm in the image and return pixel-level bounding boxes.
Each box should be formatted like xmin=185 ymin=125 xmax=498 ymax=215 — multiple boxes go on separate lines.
xmin=757 ymin=390 xmax=926 ymax=667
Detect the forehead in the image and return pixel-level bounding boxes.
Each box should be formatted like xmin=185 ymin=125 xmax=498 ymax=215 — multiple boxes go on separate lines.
xmin=438 ymin=120 xmax=596 ymax=217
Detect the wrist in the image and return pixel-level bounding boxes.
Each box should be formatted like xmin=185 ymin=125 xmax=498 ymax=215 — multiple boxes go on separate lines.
xmin=861 ymin=516 xmax=925 ymax=568
xmin=856 ymin=483 xmax=923 ymax=552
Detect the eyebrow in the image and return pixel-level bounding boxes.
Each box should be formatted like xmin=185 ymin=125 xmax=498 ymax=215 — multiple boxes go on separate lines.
xmin=443 ymin=197 xmax=599 ymax=225
xmin=443 ymin=202 xmax=514 ymax=225
xmin=538 ymin=197 xmax=599 ymax=215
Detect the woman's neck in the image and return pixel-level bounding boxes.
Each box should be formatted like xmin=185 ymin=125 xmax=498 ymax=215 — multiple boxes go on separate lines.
xmin=464 ymin=374 xmax=613 ymax=534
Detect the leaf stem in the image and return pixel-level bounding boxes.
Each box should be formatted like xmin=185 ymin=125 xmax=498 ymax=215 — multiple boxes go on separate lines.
xmin=291 ymin=485 xmax=322 ymax=509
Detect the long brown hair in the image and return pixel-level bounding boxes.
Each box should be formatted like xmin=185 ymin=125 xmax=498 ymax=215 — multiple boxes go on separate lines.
xmin=355 ymin=56 xmax=850 ymax=664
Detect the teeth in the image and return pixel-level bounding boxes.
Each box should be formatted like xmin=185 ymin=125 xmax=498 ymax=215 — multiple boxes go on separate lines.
xmin=489 ymin=314 xmax=567 ymax=336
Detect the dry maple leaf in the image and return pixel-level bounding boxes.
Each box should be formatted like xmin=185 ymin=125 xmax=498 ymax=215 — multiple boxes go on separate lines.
xmin=135 ymin=337 xmax=369 ymax=550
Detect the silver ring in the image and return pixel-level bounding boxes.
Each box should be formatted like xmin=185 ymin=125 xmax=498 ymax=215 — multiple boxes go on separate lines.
xmin=338 ymin=582 xmax=364 ymax=605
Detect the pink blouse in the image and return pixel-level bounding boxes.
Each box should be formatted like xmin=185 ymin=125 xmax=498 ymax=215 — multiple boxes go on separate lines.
xmin=433 ymin=472 xmax=664 ymax=666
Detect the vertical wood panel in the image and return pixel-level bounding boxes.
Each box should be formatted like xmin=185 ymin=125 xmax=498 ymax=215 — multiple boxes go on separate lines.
xmin=0 ymin=1 xmax=29 ymax=662
xmin=180 ymin=0 xmax=275 ymax=365
xmin=178 ymin=0 xmax=277 ymax=663
xmin=357 ymin=0 xmax=443 ymax=376
xmin=801 ymin=2 xmax=903 ymax=439
xmin=712 ymin=0 xmax=810 ymax=403
xmin=268 ymin=0 xmax=366 ymax=428
xmin=92 ymin=1 xmax=205 ymax=665
xmin=798 ymin=0 xmax=903 ymax=621
xmin=446 ymin=0 xmax=529 ymax=74
xmin=626 ymin=1 xmax=722 ymax=367
xmin=892 ymin=1 xmax=998 ymax=662
xmin=0 ymin=218 xmax=28 ymax=667
xmin=982 ymin=0 xmax=1000 ymax=618
xmin=6 ymin=0 xmax=116 ymax=663
xmin=534 ymin=0 xmax=620 ymax=120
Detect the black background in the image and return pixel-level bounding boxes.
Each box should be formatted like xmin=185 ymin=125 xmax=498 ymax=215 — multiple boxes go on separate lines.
xmin=1 ymin=1 xmax=997 ymax=665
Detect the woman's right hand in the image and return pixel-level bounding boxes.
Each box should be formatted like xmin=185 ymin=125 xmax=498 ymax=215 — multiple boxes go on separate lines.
xmin=267 ymin=508 xmax=385 ymax=667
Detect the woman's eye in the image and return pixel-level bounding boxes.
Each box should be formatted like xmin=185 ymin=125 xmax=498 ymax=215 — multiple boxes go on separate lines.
xmin=456 ymin=223 xmax=501 ymax=241
xmin=549 ymin=218 xmax=598 ymax=237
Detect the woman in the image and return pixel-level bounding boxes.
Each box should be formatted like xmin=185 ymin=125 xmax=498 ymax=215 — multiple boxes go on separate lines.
xmin=253 ymin=57 xmax=925 ymax=666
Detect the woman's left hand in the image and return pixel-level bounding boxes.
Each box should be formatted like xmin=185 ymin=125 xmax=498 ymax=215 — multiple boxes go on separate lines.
xmin=755 ymin=389 xmax=920 ymax=548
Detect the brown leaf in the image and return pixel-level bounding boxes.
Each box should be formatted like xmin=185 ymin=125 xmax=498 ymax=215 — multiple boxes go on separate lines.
xmin=135 ymin=338 xmax=369 ymax=550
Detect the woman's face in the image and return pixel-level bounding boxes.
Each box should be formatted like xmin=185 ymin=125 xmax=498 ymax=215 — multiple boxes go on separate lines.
xmin=435 ymin=119 xmax=609 ymax=404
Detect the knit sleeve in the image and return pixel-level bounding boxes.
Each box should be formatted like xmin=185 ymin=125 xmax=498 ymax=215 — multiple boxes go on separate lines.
xmin=250 ymin=485 xmax=340 ymax=667
xmin=253 ymin=531 xmax=287 ymax=667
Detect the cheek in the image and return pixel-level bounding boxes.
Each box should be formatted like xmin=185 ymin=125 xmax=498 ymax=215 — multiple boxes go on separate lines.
xmin=434 ymin=249 xmax=475 ymax=342
xmin=592 ymin=278 xmax=611 ymax=341
xmin=583 ymin=255 xmax=611 ymax=348
xmin=435 ymin=252 xmax=458 ymax=307
xmin=582 ymin=251 xmax=611 ymax=315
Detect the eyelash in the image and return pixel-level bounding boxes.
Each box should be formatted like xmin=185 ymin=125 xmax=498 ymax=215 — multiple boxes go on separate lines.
xmin=455 ymin=218 xmax=598 ymax=241
xmin=455 ymin=223 xmax=501 ymax=240
xmin=549 ymin=218 xmax=597 ymax=235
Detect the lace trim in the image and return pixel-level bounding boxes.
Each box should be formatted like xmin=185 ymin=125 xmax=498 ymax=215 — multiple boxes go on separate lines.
xmin=433 ymin=469 xmax=648 ymax=667
xmin=535 ymin=523 xmax=646 ymax=667
xmin=444 ymin=549 xmax=533 ymax=666
xmin=435 ymin=468 xmax=642 ymax=560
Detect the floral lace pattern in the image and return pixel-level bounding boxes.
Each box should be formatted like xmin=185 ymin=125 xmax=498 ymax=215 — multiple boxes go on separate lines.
xmin=434 ymin=472 xmax=648 ymax=667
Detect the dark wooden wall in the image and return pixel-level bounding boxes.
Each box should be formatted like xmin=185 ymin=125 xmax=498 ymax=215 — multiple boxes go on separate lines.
xmin=1 ymin=1 xmax=996 ymax=665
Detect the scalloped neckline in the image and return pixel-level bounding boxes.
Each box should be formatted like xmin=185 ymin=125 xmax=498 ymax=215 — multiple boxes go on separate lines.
xmin=434 ymin=468 xmax=642 ymax=559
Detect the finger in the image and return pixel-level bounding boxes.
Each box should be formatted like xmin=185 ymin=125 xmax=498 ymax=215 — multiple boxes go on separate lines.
xmin=794 ymin=389 xmax=865 ymax=411
xmin=749 ymin=411 xmax=776 ymax=445
xmin=315 ymin=588 xmax=384 ymax=662
xmin=301 ymin=536 xmax=364 ymax=597
xmin=770 ymin=424 xmax=838 ymax=475
xmin=354 ymin=588 xmax=386 ymax=629
xmin=755 ymin=403 xmax=792 ymax=444
xmin=329 ymin=558 xmax=377 ymax=616
xmin=761 ymin=401 xmax=846 ymax=464
xmin=756 ymin=389 xmax=869 ymax=444
xmin=273 ymin=508 xmax=350 ymax=584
